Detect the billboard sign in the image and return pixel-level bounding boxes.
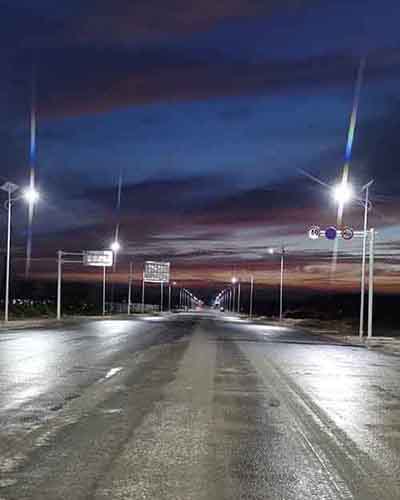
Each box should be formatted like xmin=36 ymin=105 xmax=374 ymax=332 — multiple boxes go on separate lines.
xmin=144 ymin=261 xmax=170 ymax=283
xmin=83 ymin=250 xmax=113 ymax=267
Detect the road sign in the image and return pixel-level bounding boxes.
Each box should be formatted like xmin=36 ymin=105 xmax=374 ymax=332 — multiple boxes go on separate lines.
xmin=83 ymin=250 xmax=113 ymax=267
xmin=308 ymin=225 xmax=321 ymax=240
xmin=342 ymin=226 xmax=354 ymax=240
xmin=325 ymin=226 xmax=337 ymax=240
xmin=144 ymin=261 xmax=170 ymax=283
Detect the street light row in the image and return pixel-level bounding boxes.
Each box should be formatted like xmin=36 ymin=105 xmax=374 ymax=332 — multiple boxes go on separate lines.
xmin=215 ymin=246 xmax=285 ymax=320
xmin=2 ymin=176 xmax=375 ymax=333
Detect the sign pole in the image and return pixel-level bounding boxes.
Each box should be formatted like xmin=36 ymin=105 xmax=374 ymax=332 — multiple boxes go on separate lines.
xmin=57 ymin=250 xmax=62 ymax=320
xmin=160 ymin=282 xmax=164 ymax=312
xmin=367 ymin=228 xmax=375 ymax=338
xmin=168 ymin=283 xmax=172 ymax=311
xmin=128 ymin=262 xmax=133 ymax=315
xmin=102 ymin=266 xmax=106 ymax=316
xmin=359 ymin=185 xmax=370 ymax=338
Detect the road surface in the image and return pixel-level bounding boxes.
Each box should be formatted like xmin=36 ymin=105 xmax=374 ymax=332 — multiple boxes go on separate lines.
xmin=1 ymin=312 xmax=400 ymax=499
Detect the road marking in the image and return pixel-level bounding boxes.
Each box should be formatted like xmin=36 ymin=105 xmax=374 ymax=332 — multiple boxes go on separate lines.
xmin=104 ymin=367 xmax=123 ymax=380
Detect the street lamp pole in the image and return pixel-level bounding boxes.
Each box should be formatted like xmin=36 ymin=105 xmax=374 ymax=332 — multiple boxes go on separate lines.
xmin=4 ymin=190 xmax=12 ymax=322
xmin=2 ymin=182 xmax=38 ymax=323
xmin=127 ymin=262 xmax=133 ymax=314
xmin=168 ymin=283 xmax=172 ymax=311
xmin=368 ymin=228 xmax=375 ymax=338
xmin=359 ymin=180 xmax=373 ymax=338
xmin=237 ymin=280 xmax=241 ymax=313
xmin=249 ymin=275 xmax=254 ymax=319
xmin=280 ymin=246 xmax=285 ymax=322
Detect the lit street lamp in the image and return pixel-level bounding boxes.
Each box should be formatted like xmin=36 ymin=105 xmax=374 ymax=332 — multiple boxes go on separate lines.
xmin=1 ymin=182 xmax=40 ymax=322
xmin=231 ymin=276 xmax=238 ymax=313
xmin=331 ymin=179 xmax=374 ymax=338
xmin=105 ymin=240 xmax=121 ymax=315
xmin=304 ymin=170 xmax=376 ymax=337
xmin=110 ymin=240 xmax=121 ymax=253
xmin=332 ymin=181 xmax=353 ymax=206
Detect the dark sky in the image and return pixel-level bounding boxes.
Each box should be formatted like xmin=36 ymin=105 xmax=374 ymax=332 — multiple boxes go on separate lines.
xmin=2 ymin=0 xmax=400 ymax=292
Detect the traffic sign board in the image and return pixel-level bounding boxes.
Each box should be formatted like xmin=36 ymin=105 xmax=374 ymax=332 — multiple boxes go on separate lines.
xmin=83 ymin=250 xmax=113 ymax=267
xmin=308 ymin=225 xmax=321 ymax=240
xmin=325 ymin=226 xmax=337 ymax=240
xmin=342 ymin=226 xmax=354 ymax=240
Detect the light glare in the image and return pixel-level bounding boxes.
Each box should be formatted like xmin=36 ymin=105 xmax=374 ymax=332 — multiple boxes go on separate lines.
xmin=333 ymin=182 xmax=353 ymax=205
xmin=110 ymin=241 xmax=121 ymax=252
xmin=23 ymin=187 xmax=40 ymax=204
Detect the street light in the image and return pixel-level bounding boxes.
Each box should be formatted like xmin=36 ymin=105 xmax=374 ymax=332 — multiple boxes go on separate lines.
xmin=332 ymin=181 xmax=353 ymax=205
xmin=231 ymin=276 xmax=238 ymax=313
xmin=331 ymin=179 xmax=374 ymax=338
xmin=1 ymin=182 xmax=40 ymax=322
xmin=110 ymin=240 xmax=121 ymax=253
xmin=23 ymin=186 xmax=40 ymax=205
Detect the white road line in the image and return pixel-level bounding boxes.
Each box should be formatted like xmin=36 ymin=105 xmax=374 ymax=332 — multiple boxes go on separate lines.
xmin=104 ymin=367 xmax=123 ymax=380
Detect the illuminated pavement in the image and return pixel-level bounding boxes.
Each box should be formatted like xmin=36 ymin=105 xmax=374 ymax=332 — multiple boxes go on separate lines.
xmin=0 ymin=313 xmax=399 ymax=499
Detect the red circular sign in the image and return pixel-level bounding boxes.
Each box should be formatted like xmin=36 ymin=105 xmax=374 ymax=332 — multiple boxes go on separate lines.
xmin=342 ymin=226 xmax=354 ymax=240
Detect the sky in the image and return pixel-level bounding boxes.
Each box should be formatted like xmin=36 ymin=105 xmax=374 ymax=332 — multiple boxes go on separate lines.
xmin=2 ymin=0 xmax=400 ymax=296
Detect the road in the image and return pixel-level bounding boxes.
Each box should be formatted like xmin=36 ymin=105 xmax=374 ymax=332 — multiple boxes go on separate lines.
xmin=1 ymin=312 xmax=400 ymax=499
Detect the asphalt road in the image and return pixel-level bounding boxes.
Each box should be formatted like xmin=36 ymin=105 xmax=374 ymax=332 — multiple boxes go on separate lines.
xmin=1 ymin=312 xmax=400 ymax=499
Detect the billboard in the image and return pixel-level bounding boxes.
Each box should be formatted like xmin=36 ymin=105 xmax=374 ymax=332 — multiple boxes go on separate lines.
xmin=143 ymin=261 xmax=170 ymax=283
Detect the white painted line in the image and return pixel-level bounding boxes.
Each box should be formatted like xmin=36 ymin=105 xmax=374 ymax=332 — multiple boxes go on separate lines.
xmin=104 ymin=367 xmax=123 ymax=380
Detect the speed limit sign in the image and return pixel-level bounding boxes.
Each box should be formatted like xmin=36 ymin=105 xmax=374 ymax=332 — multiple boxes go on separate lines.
xmin=308 ymin=225 xmax=321 ymax=240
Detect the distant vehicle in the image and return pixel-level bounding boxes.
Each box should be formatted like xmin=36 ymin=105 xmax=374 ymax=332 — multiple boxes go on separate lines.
xmin=220 ymin=306 xmax=225 ymax=312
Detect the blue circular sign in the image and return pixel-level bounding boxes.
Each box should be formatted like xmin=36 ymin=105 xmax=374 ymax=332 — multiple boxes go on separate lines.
xmin=325 ymin=226 xmax=337 ymax=240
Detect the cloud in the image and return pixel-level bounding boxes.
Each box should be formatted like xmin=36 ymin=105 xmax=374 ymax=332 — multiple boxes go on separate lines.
xmin=35 ymin=48 xmax=400 ymax=118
